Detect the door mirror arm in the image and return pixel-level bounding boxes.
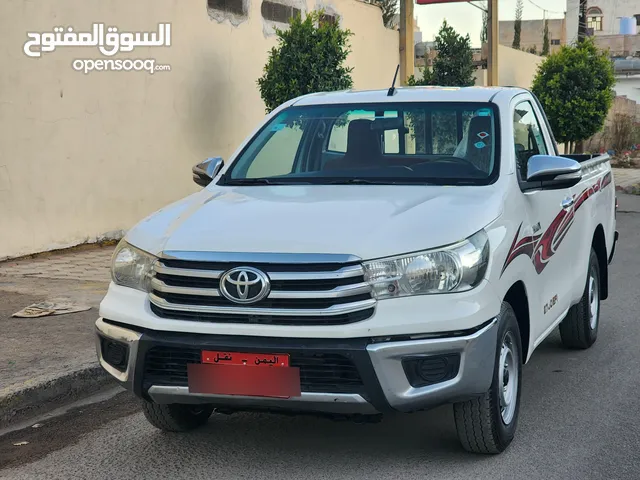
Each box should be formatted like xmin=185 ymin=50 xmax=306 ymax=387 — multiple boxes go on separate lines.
xmin=192 ymin=157 xmax=224 ymax=188
xmin=522 ymin=155 xmax=582 ymax=191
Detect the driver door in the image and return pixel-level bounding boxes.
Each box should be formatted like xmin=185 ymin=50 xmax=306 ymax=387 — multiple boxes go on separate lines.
xmin=513 ymin=98 xmax=579 ymax=343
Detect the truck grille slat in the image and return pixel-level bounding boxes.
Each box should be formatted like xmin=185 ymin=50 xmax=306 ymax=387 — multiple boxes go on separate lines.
xmin=143 ymin=347 xmax=365 ymax=394
xmin=150 ymin=304 xmax=375 ymax=326
xmin=152 ymin=292 xmax=373 ymax=310
xmin=151 ymin=278 xmax=372 ymax=300
xmin=149 ymin=256 xmax=376 ymax=326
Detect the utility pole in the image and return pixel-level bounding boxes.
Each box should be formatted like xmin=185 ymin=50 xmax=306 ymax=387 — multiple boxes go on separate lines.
xmin=399 ymin=0 xmax=415 ymax=84
xmin=578 ymin=0 xmax=587 ymax=42
xmin=487 ymin=0 xmax=498 ymax=86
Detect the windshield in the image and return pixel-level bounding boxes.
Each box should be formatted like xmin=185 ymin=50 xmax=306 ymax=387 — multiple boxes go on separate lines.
xmin=223 ymin=102 xmax=499 ymax=186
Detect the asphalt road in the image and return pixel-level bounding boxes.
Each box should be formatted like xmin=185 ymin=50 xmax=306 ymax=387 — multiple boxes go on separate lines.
xmin=2 ymin=209 xmax=640 ymax=480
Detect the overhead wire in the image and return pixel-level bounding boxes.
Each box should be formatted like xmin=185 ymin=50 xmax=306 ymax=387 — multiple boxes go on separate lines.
xmin=524 ymin=0 xmax=566 ymax=15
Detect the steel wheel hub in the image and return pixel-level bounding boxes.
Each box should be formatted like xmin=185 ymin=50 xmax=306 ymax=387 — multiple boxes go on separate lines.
xmin=498 ymin=331 xmax=518 ymax=425
xmin=589 ymin=267 xmax=599 ymax=330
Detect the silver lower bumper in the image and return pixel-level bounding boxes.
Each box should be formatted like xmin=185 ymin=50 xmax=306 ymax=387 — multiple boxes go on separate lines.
xmin=366 ymin=318 xmax=498 ymax=412
xmin=95 ymin=318 xmax=141 ymax=389
xmin=147 ymin=386 xmax=378 ymax=414
xmin=96 ymin=317 xmax=498 ymax=415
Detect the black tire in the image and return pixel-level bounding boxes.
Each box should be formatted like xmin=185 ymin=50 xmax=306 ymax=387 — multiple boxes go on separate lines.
xmin=141 ymin=401 xmax=214 ymax=432
xmin=559 ymin=248 xmax=600 ymax=350
xmin=453 ymin=302 xmax=523 ymax=454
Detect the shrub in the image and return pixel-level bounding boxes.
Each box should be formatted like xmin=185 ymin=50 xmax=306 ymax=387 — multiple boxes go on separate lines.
xmin=257 ymin=10 xmax=354 ymax=113
xmin=532 ymin=38 xmax=615 ymax=153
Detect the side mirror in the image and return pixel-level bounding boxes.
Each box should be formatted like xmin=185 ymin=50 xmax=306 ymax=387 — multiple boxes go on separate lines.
xmin=192 ymin=157 xmax=224 ymax=187
xmin=525 ymin=155 xmax=582 ymax=190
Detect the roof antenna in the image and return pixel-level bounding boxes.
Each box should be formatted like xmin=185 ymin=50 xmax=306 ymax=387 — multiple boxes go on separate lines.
xmin=387 ymin=64 xmax=400 ymax=96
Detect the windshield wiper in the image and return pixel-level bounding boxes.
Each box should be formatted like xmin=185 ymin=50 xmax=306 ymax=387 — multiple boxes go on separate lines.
xmin=221 ymin=177 xmax=314 ymax=186
xmin=327 ymin=178 xmax=441 ymax=185
xmin=327 ymin=178 xmax=397 ymax=185
xmin=220 ymin=178 xmax=275 ymax=185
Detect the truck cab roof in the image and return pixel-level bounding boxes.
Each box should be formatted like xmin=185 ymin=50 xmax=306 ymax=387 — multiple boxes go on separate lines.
xmin=291 ymin=86 xmax=531 ymax=107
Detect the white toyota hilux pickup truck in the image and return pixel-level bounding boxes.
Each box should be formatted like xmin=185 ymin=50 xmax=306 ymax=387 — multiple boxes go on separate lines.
xmin=96 ymin=86 xmax=618 ymax=454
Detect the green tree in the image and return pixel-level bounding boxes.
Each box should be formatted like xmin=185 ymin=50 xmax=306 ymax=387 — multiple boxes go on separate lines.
xmin=406 ymin=21 xmax=474 ymax=152
xmin=532 ymin=38 xmax=615 ymax=153
xmin=375 ymin=0 xmax=397 ymax=29
xmin=481 ymin=7 xmax=488 ymax=44
xmin=408 ymin=21 xmax=474 ymax=87
xmin=542 ymin=19 xmax=550 ymax=56
xmin=512 ymin=0 xmax=523 ymax=49
xmin=257 ymin=10 xmax=353 ymax=113
xmin=429 ymin=20 xmax=475 ymax=86
xmin=407 ymin=61 xmax=433 ymax=87
xmin=528 ymin=45 xmax=538 ymax=55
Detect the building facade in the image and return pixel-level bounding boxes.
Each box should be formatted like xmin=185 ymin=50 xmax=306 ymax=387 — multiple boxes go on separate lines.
xmin=0 ymin=0 xmax=400 ymax=260
xmin=499 ymin=18 xmax=566 ymax=54
xmin=566 ymin=0 xmax=640 ymax=43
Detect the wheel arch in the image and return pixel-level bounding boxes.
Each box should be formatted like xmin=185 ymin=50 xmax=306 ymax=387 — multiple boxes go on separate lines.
xmin=503 ymin=281 xmax=531 ymax=362
xmin=592 ymin=225 xmax=608 ymax=300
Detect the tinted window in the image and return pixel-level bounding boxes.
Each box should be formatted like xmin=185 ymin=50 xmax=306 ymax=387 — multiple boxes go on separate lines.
xmin=245 ymin=123 xmax=303 ymax=178
xmin=226 ymin=102 xmax=499 ymax=186
xmin=513 ymin=101 xmax=547 ymax=179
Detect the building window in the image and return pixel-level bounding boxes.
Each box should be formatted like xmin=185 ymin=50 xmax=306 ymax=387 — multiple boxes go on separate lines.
xmin=261 ymin=1 xmax=301 ymax=24
xmin=207 ymin=0 xmax=246 ymax=17
xmin=586 ymin=7 xmax=603 ymax=31
xmin=635 ymin=14 xmax=640 ymax=26
xmin=551 ymin=39 xmax=560 ymax=45
xmin=319 ymin=14 xmax=336 ymax=26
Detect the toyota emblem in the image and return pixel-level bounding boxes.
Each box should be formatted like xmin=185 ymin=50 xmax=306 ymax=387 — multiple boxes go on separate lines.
xmin=219 ymin=267 xmax=270 ymax=304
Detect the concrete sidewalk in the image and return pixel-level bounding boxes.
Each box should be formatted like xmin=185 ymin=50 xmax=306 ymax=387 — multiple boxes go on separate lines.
xmin=613 ymin=168 xmax=640 ymax=194
xmin=0 ymin=244 xmax=116 ymax=426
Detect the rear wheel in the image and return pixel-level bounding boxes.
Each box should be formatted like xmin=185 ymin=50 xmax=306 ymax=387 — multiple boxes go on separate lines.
xmin=559 ymin=248 xmax=600 ymax=349
xmin=453 ymin=302 xmax=523 ymax=454
xmin=141 ymin=401 xmax=214 ymax=432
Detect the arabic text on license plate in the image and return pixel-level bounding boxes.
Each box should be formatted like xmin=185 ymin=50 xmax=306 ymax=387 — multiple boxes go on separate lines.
xmin=201 ymin=351 xmax=290 ymax=367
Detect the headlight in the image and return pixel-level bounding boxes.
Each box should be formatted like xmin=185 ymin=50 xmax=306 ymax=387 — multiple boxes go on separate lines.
xmin=111 ymin=240 xmax=157 ymax=292
xmin=363 ymin=229 xmax=489 ymax=300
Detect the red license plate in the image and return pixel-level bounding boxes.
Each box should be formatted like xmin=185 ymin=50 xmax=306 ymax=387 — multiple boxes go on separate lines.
xmin=201 ymin=350 xmax=290 ymax=367
xmin=187 ymin=351 xmax=301 ymax=398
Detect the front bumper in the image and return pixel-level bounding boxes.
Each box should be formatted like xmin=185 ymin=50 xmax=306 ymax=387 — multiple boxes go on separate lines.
xmin=96 ymin=317 xmax=498 ymax=415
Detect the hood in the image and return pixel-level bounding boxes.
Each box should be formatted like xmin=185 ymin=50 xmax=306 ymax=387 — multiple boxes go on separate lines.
xmin=126 ymin=184 xmax=504 ymax=260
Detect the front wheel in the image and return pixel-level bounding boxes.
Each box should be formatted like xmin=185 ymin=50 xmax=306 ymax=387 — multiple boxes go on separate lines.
xmin=559 ymin=248 xmax=600 ymax=349
xmin=141 ymin=401 xmax=214 ymax=432
xmin=453 ymin=302 xmax=523 ymax=454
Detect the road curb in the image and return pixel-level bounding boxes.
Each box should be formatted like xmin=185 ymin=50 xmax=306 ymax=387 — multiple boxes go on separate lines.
xmin=0 ymin=364 xmax=114 ymax=427
xmin=616 ymin=184 xmax=640 ymax=195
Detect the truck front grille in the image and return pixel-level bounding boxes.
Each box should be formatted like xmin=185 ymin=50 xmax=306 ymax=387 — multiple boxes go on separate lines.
xmin=143 ymin=346 xmax=365 ymax=394
xmin=149 ymin=255 xmax=377 ymax=326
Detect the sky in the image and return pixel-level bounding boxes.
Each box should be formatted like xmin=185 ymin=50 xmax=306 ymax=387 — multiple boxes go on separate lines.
xmin=415 ymin=0 xmax=570 ymax=47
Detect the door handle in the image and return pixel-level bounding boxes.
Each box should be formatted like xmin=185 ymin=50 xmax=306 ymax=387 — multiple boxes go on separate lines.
xmin=561 ymin=197 xmax=574 ymax=209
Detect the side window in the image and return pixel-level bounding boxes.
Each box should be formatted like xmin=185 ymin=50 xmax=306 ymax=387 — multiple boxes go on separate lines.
xmin=246 ymin=124 xmax=303 ymax=178
xmin=381 ymin=111 xmax=400 ymax=154
xmin=326 ymin=110 xmax=399 ymax=154
xmin=432 ymin=110 xmax=458 ymax=154
xmin=383 ymin=129 xmax=400 ymax=154
xmin=513 ymin=101 xmax=547 ymax=180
